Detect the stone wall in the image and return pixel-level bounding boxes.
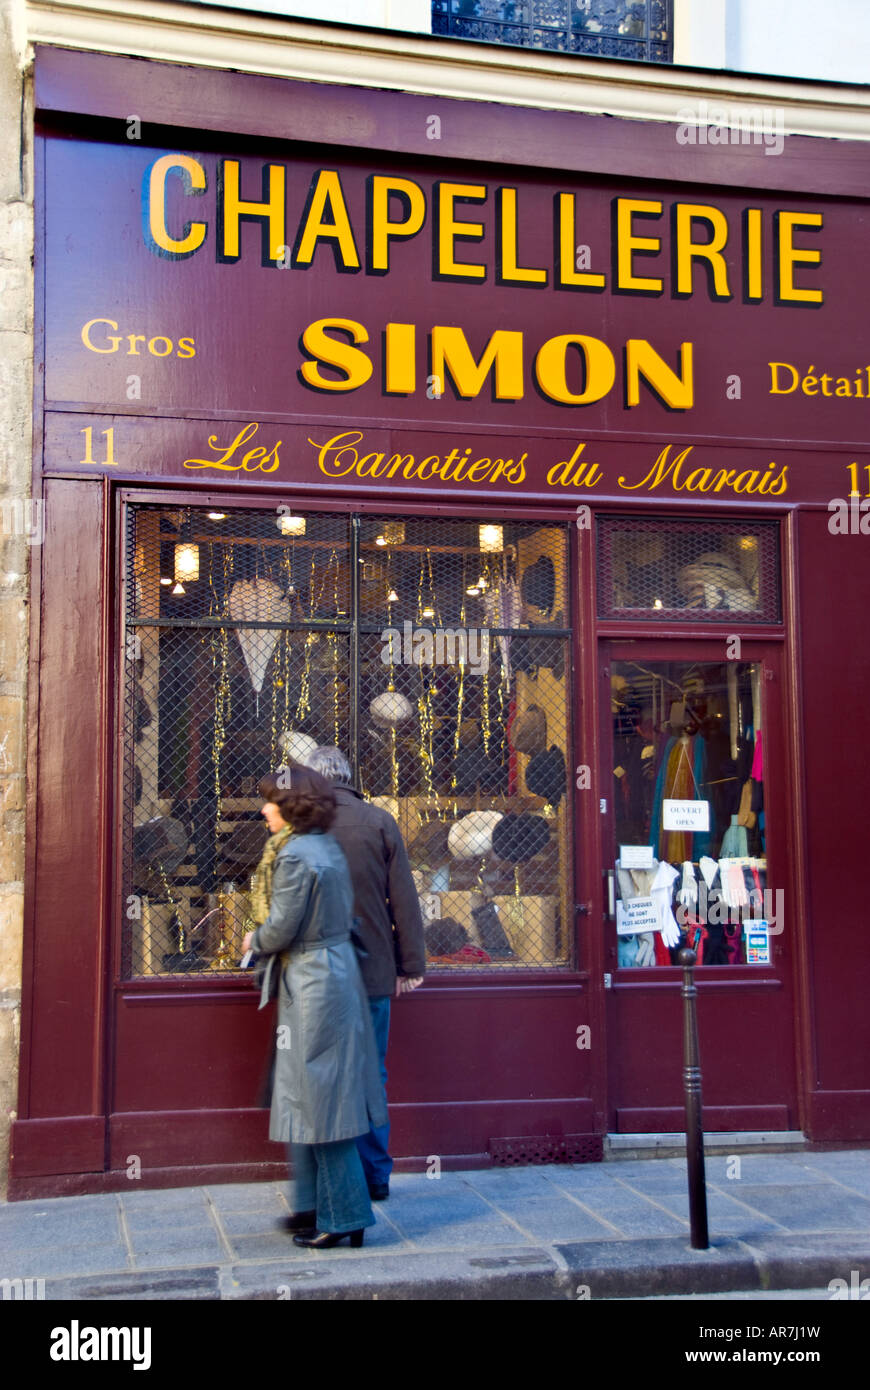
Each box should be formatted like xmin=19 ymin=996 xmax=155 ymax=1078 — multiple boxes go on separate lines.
xmin=0 ymin=0 xmax=32 ymax=1195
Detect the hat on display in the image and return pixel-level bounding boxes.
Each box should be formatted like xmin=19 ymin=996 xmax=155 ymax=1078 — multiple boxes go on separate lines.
xmin=520 ymin=556 xmax=556 ymax=614
xmin=279 ymin=729 xmax=318 ymax=765
xmin=510 ymin=704 xmax=547 ymax=755
xmin=491 ymin=813 xmax=551 ymax=863
xmin=448 ymin=810 xmax=504 ymax=860
xmin=525 ymin=745 xmax=567 ymax=807
xmin=370 ymin=689 xmax=414 ymax=728
xmin=425 ymin=917 xmax=468 ymax=956
xmin=677 ymin=552 xmax=755 ymax=611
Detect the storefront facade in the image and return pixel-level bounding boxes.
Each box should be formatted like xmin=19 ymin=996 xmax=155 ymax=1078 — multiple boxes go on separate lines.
xmin=10 ymin=37 xmax=870 ymax=1195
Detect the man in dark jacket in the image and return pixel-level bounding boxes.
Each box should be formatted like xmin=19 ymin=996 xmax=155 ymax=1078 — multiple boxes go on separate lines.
xmin=306 ymin=746 xmax=425 ymax=1201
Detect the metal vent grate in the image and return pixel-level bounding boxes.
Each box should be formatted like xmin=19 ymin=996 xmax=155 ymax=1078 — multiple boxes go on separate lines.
xmin=489 ymin=1134 xmax=604 ymax=1165
xmin=596 ymin=516 xmax=781 ymax=624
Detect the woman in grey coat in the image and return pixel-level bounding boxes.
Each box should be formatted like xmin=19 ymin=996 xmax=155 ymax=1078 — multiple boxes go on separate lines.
xmin=242 ymin=766 xmax=387 ymax=1248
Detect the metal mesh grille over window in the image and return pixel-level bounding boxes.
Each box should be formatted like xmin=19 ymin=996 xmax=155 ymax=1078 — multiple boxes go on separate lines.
xmin=123 ymin=506 xmax=574 ymax=977
xmin=596 ymin=517 xmax=781 ymax=624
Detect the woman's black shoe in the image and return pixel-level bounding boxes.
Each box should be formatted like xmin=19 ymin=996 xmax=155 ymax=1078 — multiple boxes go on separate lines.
xmin=368 ymin=1183 xmax=389 ymax=1202
xmin=292 ymin=1228 xmax=364 ymax=1249
xmin=278 ymin=1209 xmax=316 ymax=1234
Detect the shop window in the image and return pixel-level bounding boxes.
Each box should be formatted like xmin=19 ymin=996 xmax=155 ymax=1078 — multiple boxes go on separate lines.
xmin=123 ymin=505 xmax=574 ymax=977
xmin=431 ymin=1 xmax=673 ymax=63
xmin=597 ymin=517 xmax=781 ymax=623
xmin=609 ymin=659 xmax=771 ymax=968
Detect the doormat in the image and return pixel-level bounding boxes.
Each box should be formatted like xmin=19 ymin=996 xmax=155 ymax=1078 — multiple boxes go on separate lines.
xmin=488 ymin=1134 xmax=604 ymax=1166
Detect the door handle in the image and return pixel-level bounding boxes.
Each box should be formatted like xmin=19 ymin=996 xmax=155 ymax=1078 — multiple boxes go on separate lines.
xmin=603 ymin=869 xmax=615 ymax=921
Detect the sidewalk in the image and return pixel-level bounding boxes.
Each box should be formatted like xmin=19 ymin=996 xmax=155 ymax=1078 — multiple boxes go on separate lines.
xmin=2 ymin=1148 xmax=869 ymax=1301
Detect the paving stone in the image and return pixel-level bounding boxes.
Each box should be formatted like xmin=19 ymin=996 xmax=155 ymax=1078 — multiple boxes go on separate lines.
xmin=122 ymin=1187 xmax=210 ymax=1214
xmin=0 ymin=1205 xmax=122 ymax=1248
xmin=557 ymin=1187 xmax=690 ymax=1238
xmin=216 ymin=1206 xmax=292 ymax=1238
xmin=702 ymin=1154 xmax=833 ymax=1185
xmin=128 ymin=1228 xmax=226 ymax=1267
xmin=205 ymin=1182 xmax=287 ymax=1212
xmin=477 ymin=1194 xmax=616 ymax=1242
xmin=716 ymin=1183 xmax=870 ymax=1231
xmin=124 ymin=1207 xmax=216 ymax=1236
xmin=1 ymin=1242 xmax=129 ymax=1278
xmin=389 ymin=1217 xmax=529 ymax=1249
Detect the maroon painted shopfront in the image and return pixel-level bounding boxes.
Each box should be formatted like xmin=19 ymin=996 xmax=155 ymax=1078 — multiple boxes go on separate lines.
xmin=11 ymin=45 xmax=870 ymax=1197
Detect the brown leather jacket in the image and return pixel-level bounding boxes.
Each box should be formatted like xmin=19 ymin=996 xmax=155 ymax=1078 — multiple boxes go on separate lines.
xmin=327 ymin=786 xmax=425 ymax=997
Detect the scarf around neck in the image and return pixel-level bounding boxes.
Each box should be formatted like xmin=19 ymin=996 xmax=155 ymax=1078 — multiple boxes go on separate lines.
xmin=249 ymin=825 xmax=293 ymax=925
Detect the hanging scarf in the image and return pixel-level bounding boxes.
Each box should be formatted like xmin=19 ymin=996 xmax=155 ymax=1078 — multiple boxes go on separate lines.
xmin=249 ymin=825 xmax=293 ymax=925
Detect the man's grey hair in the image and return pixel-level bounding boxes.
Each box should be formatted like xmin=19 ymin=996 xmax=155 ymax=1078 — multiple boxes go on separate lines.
xmin=307 ymin=746 xmax=353 ymax=784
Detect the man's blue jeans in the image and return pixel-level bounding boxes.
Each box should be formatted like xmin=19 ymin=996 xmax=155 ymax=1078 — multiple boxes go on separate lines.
xmin=355 ymin=995 xmax=392 ymax=1189
xmin=290 ymin=1139 xmax=374 ymax=1234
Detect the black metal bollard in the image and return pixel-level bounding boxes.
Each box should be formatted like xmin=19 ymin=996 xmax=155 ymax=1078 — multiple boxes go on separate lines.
xmin=677 ymin=946 xmax=709 ymax=1249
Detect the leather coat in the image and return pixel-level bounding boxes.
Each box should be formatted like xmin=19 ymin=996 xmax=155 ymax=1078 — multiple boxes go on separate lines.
xmin=250 ymin=830 xmax=387 ymax=1145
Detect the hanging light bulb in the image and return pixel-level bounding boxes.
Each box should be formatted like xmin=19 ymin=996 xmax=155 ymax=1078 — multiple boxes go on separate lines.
xmin=207 ymin=511 xmax=226 ymax=521
xmin=375 ymin=535 xmax=387 ymax=547
xmin=277 ymin=512 xmax=306 ymax=536
xmin=159 ymin=576 xmax=172 ymax=587
xmin=466 ymin=585 xmax=481 ymax=597
xmin=479 ymin=524 xmax=503 ymax=553
xmin=421 ymin=605 xmax=435 ymax=619
xmin=653 ymin=598 xmax=664 ymax=610
xmin=387 ymin=588 xmax=399 ymax=604
xmin=171 ymin=581 xmax=186 ymax=595
xmin=476 ymin=575 xmax=489 ymax=590
xmin=174 ymin=541 xmax=199 ymax=583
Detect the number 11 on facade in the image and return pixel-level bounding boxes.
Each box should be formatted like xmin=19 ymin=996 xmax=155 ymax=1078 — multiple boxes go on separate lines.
xmin=80 ymin=426 xmax=118 ymax=466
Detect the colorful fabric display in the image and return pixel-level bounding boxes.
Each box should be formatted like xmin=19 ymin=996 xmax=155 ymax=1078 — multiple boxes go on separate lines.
xmin=751 ymin=729 xmax=764 ymax=782
xmin=649 ymin=735 xmax=711 ymax=862
xmin=720 ymin=816 xmax=749 ymax=859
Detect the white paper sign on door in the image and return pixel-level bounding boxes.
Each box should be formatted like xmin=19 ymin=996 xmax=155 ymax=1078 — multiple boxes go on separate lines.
xmin=662 ymin=799 xmax=710 ymax=832
xmin=616 ymin=896 xmax=658 ymax=935
xmin=620 ymin=845 xmax=655 ymax=870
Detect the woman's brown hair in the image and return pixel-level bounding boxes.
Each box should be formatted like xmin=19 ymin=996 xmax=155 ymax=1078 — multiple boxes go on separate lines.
xmin=258 ymin=763 xmax=336 ymax=833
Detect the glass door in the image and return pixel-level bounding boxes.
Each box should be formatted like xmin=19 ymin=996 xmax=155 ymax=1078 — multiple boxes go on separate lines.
xmin=600 ymin=640 xmax=797 ymax=1133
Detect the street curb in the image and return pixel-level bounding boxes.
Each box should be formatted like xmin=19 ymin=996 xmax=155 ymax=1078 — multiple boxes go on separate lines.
xmin=35 ymin=1237 xmax=870 ymax=1301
